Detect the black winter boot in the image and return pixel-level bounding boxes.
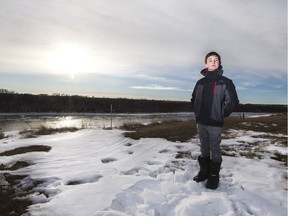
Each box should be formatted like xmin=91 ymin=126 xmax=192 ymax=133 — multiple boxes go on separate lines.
xmin=193 ymin=156 xmax=210 ymax=182
xmin=206 ymin=161 xmax=221 ymax=189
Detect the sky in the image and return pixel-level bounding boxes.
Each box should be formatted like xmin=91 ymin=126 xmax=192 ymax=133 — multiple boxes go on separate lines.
xmin=0 ymin=0 xmax=287 ymax=104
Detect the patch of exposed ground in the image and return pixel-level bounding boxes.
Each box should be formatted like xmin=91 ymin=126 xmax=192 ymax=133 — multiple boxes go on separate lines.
xmin=0 ymin=144 xmax=52 ymax=215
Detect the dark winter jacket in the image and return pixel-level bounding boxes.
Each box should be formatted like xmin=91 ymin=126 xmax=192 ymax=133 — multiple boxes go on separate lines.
xmin=191 ymin=66 xmax=239 ymax=127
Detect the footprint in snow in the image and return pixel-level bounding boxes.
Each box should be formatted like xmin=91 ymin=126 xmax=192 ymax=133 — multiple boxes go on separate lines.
xmin=158 ymin=149 xmax=172 ymax=153
xmin=120 ymin=167 xmax=150 ymax=176
xmin=66 ymin=174 xmax=103 ymax=185
xmin=101 ymin=157 xmax=118 ymax=163
xmin=124 ymin=143 xmax=133 ymax=147
xmin=146 ymin=161 xmax=162 ymax=165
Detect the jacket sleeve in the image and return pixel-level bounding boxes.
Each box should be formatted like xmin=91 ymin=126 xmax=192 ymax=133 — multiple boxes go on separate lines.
xmin=191 ymin=83 xmax=198 ymax=110
xmin=191 ymin=89 xmax=195 ymax=108
xmin=224 ymin=80 xmax=239 ymax=116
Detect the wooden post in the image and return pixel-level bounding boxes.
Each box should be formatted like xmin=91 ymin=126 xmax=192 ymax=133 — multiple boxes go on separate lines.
xmin=110 ymin=104 xmax=113 ymax=129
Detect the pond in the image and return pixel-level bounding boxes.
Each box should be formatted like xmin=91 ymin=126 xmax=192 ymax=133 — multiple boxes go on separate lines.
xmin=0 ymin=112 xmax=263 ymax=132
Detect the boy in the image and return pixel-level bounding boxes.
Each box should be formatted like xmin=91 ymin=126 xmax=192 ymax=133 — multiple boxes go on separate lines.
xmin=191 ymin=51 xmax=239 ymax=189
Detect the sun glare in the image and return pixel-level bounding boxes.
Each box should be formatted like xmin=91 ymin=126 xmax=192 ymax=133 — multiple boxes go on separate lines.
xmin=45 ymin=42 xmax=93 ymax=78
xmin=57 ymin=116 xmax=77 ymax=128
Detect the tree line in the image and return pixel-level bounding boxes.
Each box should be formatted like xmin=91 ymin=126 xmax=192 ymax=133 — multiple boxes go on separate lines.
xmin=0 ymin=90 xmax=286 ymax=113
xmin=0 ymin=92 xmax=190 ymax=113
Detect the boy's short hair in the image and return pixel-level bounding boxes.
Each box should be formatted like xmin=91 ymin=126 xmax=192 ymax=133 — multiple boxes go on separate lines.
xmin=205 ymin=51 xmax=221 ymax=65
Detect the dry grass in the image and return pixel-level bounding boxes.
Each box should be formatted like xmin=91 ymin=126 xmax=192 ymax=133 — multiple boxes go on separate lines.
xmin=20 ymin=125 xmax=79 ymax=138
xmin=223 ymin=113 xmax=287 ymax=147
xmin=223 ymin=113 xmax=287 ymax=135
xmin=122 ymin=113 xmax=287 ymax=143
xmin=121 ymin=120 xmax=197 ymax=142
xmin=0 ymin=161 xmax=31 ymax=171
xmin=0 ymin=132 xmax=6 ymax=139
xmin=0 ymin=126 xmax=79 ymax=215
xmin=0 ymin=145 xmax=51 ymax=156
xmin=35 ymin=126 xmax=79 ymax=135
xmin=0 ymin=174 xmax=32 ymax=216
xmin=0 ymin=145 xmax=52 ymax=216
xmin=122 ymin=113 xmax=287 ymax=166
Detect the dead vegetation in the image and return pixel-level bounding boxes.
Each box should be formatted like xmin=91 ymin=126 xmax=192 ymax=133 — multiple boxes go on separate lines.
xmin=122 ymin=113 xmax=287 ymax=165
xmin=0 ymin=145 xmax=51 ymax=156
xmin=0 ymin=144 xmax=52 ymax=215
xmin=0 ymin=132 xmax=5 ymax=139
xmin=223 ymin=113 xmax=287 ymax=135
xmin=0 ymin=173 xmax=32 ymax=216
xmin=121 ymin=119 xmax=197 ymax=142
xmin=0 ymin=125 xmax=78 ymax=215
xmin=20 ymin=125 xmax=79 ymax=138
xmin=122 ymin=113 xmax=287 ymax=142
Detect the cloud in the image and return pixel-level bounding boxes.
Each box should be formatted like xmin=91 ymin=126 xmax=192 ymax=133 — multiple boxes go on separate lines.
xmin=0 ymin=0 xmax=286 ymax=103
xmin=130 ymin=84 xmax=177 ymax=91
xmin=0 ymin=0 xmax=286 ymax=75
xmin=129 ymin=84 xmax=189 ymax=91
xmin=135 ymin=74 xmax=167 ymax=81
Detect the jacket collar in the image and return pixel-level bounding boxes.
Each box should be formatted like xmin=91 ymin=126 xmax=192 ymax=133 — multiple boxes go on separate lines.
xmin=201 ymin=65 xmax=223 ymax=77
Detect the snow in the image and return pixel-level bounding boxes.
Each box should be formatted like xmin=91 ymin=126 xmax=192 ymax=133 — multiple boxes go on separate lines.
xmin=0 ymin=128 xmax=287 ymax=216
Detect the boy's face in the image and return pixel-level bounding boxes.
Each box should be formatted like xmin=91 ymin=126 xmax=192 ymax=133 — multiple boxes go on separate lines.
xmin=206 ymin=55 xmax=220 ymax=71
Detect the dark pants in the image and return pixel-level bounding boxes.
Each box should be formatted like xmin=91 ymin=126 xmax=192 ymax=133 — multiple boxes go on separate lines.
xmin=197 ymin=123 xmax=222 ymax=163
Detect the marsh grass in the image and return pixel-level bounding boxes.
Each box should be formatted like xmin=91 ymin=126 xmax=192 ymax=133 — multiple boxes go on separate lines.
xmin=0 ymin=145 xmax=51 ymax=156
xmin=223 ymin=113 xmax=287 ymax=135
xmin=239 ymin=151 xmax=259 ymax=159
xmin=0 ymin=132 xmax=5 ymax=139
xmin=0 ymin=145 xmax=52 ymax=215
xmin=20 ymin=125 xmax=79 ymax=138
xmin=121 ymin=120 xmax=197 ymax=142
xmin=122 ymin=113 xmax=287 ymax=165
xmin=0 ymin=161 xmax=31 ymax=171
xmin=122 ymin=113 xmax=287 ymax=142
xmin=36 ymin=125 xmax=79 ymax=135
xmin=0 ymin=174 xmax=32 ymax=216
xmin=0 ymin=126 xmax=78 ymax=215
xmin=271 ymin=152 xmax=288 ymax=166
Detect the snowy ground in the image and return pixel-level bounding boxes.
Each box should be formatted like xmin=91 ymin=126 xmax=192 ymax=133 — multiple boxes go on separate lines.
xmin=0 ymin=127 xmax=287 ymax=216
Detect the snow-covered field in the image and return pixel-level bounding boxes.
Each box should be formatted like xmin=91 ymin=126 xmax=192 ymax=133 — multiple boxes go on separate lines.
xmin=0 ymin=126 xmax=287 ymax=216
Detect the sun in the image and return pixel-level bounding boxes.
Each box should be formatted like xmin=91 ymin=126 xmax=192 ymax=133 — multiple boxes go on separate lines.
xmin=45 ymin=42 xmax=93 ymax=78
